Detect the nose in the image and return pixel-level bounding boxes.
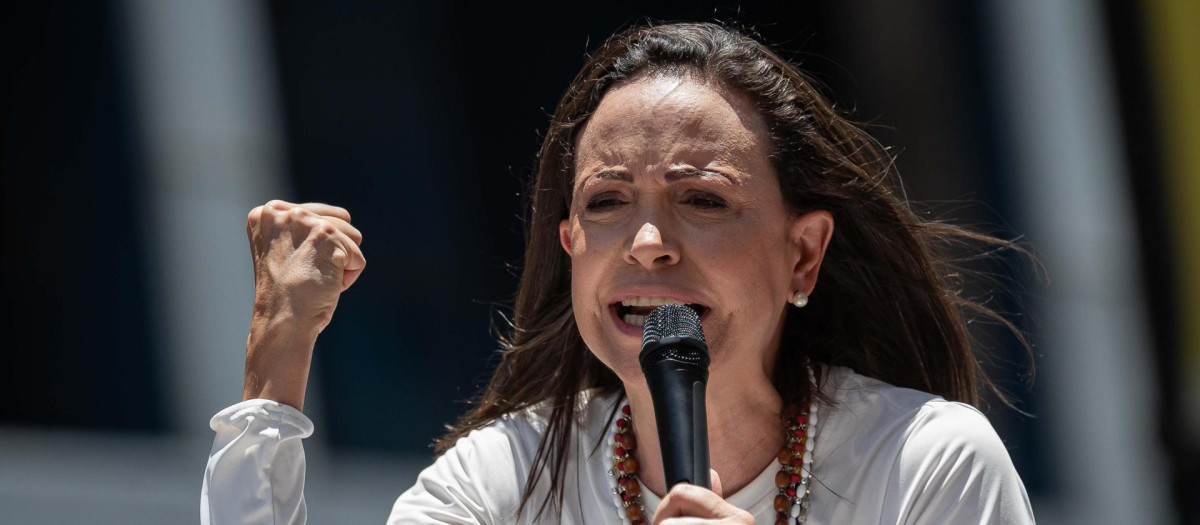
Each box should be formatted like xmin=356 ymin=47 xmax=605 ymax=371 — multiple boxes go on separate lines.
xmin=626 ymin=222 xmax=680 ymax=269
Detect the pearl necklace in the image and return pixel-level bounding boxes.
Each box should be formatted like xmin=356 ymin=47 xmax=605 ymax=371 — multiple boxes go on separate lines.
xmin=608 ymin=366 xmax=819 ymax=524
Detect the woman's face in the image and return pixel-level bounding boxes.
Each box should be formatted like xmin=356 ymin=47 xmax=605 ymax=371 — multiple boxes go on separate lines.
xmin=558 ymin=75 xmax=832 ymax=388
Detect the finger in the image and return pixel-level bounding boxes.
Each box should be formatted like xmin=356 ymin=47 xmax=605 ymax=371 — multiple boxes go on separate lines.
xmin=247 ymin=205 xmax=263 ymax=239
xmin=319 ymin=215 xmax=363 ymax=245
xmin=265 ymin=199 xmax=295 ymax=212
xmin=318 ymin=231 xmax=366 ymax=291
xmin=324 ymin=228 xmax=366 ymax=272
xmin=710 ymin=469 xmax=723 ymax=499
xmin=296 ymin=202 xmax=352 ymax=223
xmin=254 ymin=200 xmax=297 ymax=235
xmin=341 ymin=249 xmax=366 ymax=290
xmin=652 ymin=484 xmax=743 ymax=522
xmin=326 ymin=229 xmax=366 ymax=290
xmin=261 ymin=201 xmax=353 ymax=228
xmin=299 ymin=213 xmax=366 ymax=272
xmin=247 ymin=201 xmax=291 ymax=235
xmin=342 ymin=267 xmax=364 ymax=290
xmin=339 ymin=233 xmax=366 ymax=272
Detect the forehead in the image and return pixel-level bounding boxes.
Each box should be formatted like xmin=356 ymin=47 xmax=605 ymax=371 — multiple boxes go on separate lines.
xmin=574 ymin=75 xmax=772 ymax=177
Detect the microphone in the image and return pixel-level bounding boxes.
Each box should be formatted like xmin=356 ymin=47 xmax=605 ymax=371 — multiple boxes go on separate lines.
xmin=640 ymin=303 xmax=711 ymax=489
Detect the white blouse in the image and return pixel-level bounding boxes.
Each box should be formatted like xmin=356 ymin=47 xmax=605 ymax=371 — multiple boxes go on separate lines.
xmin=202 ymin=366 xmax=1035 ymax=524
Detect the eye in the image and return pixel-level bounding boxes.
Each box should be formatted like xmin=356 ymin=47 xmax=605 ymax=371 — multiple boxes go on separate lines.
xmin=585 ymin=192 xmax=626 ymax=211
xmin=684 ymin=192 xmax=728 ymax=210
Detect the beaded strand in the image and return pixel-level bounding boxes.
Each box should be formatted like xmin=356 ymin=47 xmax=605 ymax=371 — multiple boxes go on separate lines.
xmin=774 ymin=365 xmax=818 ymax=524
xmin=608 ymin=366 xmax=818 ymax=524
xmin=609 ymin=404 xmax=646 ymax=524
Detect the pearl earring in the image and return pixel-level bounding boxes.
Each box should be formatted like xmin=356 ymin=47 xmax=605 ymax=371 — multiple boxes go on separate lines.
xmin=791 ymin=291 xmax=809 ymax=308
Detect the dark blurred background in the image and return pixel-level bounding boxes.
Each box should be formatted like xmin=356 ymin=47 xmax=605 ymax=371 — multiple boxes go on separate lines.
xmin=2 ymin=1 xmax=1197 ymax=523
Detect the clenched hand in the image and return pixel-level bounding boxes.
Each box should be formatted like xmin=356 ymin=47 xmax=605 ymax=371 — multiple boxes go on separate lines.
xmin=241 ymin=200 xmax=365 ymax=410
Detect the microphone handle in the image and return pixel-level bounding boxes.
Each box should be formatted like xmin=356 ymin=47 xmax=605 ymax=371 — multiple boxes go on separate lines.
xmin=642 ymin=357 xmax=710 ymax=489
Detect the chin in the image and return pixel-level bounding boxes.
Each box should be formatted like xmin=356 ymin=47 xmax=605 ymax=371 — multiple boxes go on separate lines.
xmin=581 ymin=334 xmax=645 ymax=387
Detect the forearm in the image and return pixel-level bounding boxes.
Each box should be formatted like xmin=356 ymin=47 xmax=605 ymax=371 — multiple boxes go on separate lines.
xmin=242 ymin=312 xmax=320 ymax=411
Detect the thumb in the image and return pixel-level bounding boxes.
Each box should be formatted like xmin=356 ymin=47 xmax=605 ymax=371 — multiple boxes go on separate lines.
xmin=710 ymin=468 xmax=723 ymax=498
xmin=331 ymin=247 xmax=347 ymax=270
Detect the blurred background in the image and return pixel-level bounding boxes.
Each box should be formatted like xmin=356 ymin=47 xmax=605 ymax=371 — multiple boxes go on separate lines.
xmin=2 ymin=0 xmax=1197 ymax=523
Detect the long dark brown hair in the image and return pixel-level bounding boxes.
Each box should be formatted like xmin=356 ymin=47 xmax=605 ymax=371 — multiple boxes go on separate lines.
xmin=436 ymin=22 xmax=1033 ymax=519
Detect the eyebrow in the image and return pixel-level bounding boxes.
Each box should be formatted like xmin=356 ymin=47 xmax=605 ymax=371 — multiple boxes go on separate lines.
xmin=665 ymin=166 xmax=742 ymax=184
xmin=581 ymin=166 xmax=743 ymax=186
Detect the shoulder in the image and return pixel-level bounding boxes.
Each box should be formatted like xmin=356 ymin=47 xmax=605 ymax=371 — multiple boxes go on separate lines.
xmin=821 ymin=366 xmax=1002 ymax=451
xmin=484 ymin=387 xmax=624 ymax=459
xmin=390 ymin=390 xmax=623 ymax=523
xmin=435 ymin=388 xmax=621 ymax=483
xmin=819 ymin=366 xmax=1012 ymax=467
xmin=900 ymin=399 xmax=1011 ymax=470
xmin=814 ymin=366 xmax=1034 ymax=523
xmin=892 ymin=401 xmax=1035 ymax=523
xmin=390 ymin=418 xmax=529 ymax=523
xmin=819 ymin=365 xmax=945 ymax=419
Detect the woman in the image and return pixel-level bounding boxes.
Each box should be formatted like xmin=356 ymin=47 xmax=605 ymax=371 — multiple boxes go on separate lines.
xmin=204 ymin=23 xmax=1036 ymax=524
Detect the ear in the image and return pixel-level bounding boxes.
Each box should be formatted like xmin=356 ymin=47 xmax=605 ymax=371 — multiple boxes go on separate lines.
xmin=789 ymin=210 xmax=835 ymax=296
xmin=559 ymin=219 xmax=573 ymax=255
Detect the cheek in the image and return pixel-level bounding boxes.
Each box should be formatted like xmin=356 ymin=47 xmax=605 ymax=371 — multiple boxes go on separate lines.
xmin=696 ymin=223 xmax=793 ymax=295
xmin=566 ymin=224 xmax=602 ymax=302
xmin=566 ymin=229 xmax=621 ymax=354
xmin=566 ymin=222 xmax=648 ymax=380
xmin=566 ymin=219 xmax=631 ymax=295
xmin=691 ymin=223 xmax=794 ymax=353
xmin=570 ymin=277 xmax=643 ymax=382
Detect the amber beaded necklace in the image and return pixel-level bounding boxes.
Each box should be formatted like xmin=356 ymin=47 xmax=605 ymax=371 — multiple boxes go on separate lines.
xmin=608 ymin=366 xmax=818 ymax=525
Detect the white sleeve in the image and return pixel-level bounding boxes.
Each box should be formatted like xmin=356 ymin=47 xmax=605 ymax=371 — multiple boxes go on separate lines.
xmin=891 ymin=402 xmax=1036 ymax=525
xmin=202 ymin=399 xmax=314 ymax=525
xmin=386 ymin=423 xmax=525 ymax=525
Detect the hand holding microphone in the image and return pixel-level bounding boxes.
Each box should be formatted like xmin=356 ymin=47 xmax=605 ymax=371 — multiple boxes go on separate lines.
xmin=641 ymin=305 xmax=757 ymax=524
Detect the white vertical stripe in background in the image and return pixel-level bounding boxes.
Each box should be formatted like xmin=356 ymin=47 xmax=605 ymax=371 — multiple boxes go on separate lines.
xmin=985 ymin=0 xmax=1171 ymax=522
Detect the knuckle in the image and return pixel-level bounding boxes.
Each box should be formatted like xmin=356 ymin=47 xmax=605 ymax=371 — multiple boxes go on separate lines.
xmin=671 ymin=484 xmax=704 ymax=501
xmin=264 ymin=199 xmax=288 ymax=210
xmin=670 ymin=484 xmax=693 ymax=497
xmin=310 ymin=218 xmax=334 ymax=235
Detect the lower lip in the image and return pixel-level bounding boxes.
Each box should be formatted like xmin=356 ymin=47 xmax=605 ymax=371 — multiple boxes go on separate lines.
xmin=609 ymin=305 xmax=709 ymax=338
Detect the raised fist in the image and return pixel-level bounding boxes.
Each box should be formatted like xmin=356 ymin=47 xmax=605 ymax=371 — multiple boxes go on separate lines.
xmin=242 ymin=200 xmax=365 ymax=409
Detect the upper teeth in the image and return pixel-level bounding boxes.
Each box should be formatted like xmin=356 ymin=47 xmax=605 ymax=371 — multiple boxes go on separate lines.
xmin=621 ymin=297 xmax=687 ymax=307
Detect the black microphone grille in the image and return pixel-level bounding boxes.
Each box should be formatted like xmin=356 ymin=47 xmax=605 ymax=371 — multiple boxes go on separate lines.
xmin=641 ymin=303 xmax=706 ymax=351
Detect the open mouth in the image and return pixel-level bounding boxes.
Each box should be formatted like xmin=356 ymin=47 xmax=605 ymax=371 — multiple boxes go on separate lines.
xmin=610 ymin=297 xmax=708 ymax=328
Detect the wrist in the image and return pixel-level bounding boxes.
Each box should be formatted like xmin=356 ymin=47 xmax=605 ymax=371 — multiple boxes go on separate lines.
xmin=243 ymin=314 xmax=319 ymax=410
xmin=252 ymin=289 xmax=333 ymax=338
xmin=249 ymin=306 xmax=322 ymax=343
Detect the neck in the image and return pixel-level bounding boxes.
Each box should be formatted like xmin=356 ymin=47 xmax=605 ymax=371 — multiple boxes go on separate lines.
xmin=626 ymin=368 xmax=784 ymax=497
